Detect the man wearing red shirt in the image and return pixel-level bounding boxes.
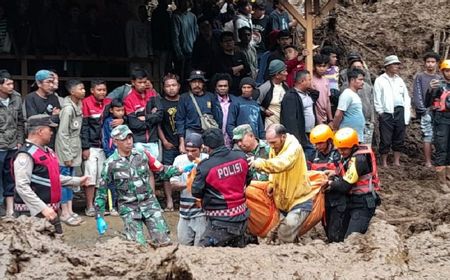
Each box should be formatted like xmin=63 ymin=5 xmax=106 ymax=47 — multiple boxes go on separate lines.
xmin=81 ymin=80 xmax=111 ymax=216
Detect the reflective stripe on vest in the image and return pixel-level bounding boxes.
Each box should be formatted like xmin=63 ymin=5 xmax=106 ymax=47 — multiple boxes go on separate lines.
xmin=14 ymin=143 xmax=61 ymax=206
xmin=310 ymin=162 xmax=337 ymax=172
xmin=338 ymin=145 xmax=380 ymax=195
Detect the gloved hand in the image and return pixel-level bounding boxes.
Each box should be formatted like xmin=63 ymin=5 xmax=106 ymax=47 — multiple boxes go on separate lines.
xmin=96 ymin=217 xmax=108 ymax=235
xmin=182 ymin=162 xmax=196 ymax=173
xmin=160 ymin=166 xmax=182 ymax=180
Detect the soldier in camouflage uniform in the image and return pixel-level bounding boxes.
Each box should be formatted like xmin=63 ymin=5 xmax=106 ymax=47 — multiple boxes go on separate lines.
xmin=233 ymin=124 xmax=270 ymax=181
xmin=94 ymin=125 xmax=180 ymax=246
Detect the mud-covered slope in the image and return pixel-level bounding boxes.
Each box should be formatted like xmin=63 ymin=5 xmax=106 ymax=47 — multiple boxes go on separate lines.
xmin=335 ymin=0 xmax=450 ymax=82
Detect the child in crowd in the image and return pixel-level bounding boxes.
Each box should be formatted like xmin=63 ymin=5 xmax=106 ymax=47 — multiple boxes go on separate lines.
xmin=284 ymin=45 xmax=305 ymax=88
xmin=102 ymin=99 xmax=126 ymax=158
xmin=101 ymin=98 xmax=126 ymax=215
xmin=55 ymin=80 xmax=85 ymax=226
xmin=312 ymin=54 xmax=333 ymax=125
xmin=320 ymin=46 xmax=340 ymax=115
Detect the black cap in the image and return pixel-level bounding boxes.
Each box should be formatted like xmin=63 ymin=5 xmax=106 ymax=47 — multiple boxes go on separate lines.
xmin=28 ymin=114 xmax=58 ymax=128
xmin=253 ymin=0 xmax=266 ymax=10
xmin=239 ymin=77 xmax=256 ymax=89
xmin=347 ymin=52 xmax=362 ymax=65
xmin=277 ymin=29 xmax=291 ymax=39
xmin=202 ymin=128 xmax=224 ymax=149
xmin=187 ymin=70 xmax=207 ymax=82
xmin=185 ymin=133 xmax=203 ymax=148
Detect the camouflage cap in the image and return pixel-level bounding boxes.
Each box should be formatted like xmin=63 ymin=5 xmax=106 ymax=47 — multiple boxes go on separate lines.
xmin=233 ymin=124 xmax=254 ymax=140
xmin=111 ymin=125 xmax=133 ymax=140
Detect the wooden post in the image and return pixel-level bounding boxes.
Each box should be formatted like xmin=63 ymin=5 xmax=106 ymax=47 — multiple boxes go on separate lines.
xmin=281 ymin=0 xmax=337 ymax=72
xmin=305 ymin=0 xmax=314 ymax=72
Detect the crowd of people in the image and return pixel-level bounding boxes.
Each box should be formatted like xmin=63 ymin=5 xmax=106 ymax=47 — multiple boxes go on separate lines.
xmin=1 ymin=0 xmax=449 ymax=248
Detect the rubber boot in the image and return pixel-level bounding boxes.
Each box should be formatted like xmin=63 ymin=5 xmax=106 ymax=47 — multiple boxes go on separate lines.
xmin=436 ymin=166 xmax=450 ymax=193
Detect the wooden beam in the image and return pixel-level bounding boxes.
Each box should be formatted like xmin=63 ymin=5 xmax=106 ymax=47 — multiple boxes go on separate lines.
xmin=11 ymin=76 xmax=130 ymax=82
xmin=314 ymin=0 xmax=337 ymax=28
xmin=304 ymin=0 xmax=314 ymax=72
xmin=280 ymin=1 xmax=306 ymax=30
xmin=319 ymin=0 xmax=337 ymax=16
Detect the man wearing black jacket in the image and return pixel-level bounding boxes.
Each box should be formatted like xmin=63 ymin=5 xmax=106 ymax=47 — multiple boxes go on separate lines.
xmin=192 ymin=128 xmax=251 ymax=247
xmin=212 ymin=31 xmax=251 ymax=95
xmin=80 ymin=80 xmax=111 ymax=216
xmin=175 ymin=70 xmax=222 ymax=154
xmin=281 ymin=70 xmax=317 ymax=160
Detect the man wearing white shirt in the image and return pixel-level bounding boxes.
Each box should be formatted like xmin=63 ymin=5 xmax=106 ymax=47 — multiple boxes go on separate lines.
xmin=374 ymin=55 xmax=411 ymax=167
xmin=170 ymin=133 xmax=208 ymax=246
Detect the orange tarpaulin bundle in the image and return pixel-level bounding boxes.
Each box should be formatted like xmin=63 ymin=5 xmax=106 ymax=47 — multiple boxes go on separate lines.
xmin=298 ymin=171 xmax=327 ymax=236
xmin=246 ymin=171 xmax=328 ymax=238
xmin=246 ymin=180 xmax=279 ymax=237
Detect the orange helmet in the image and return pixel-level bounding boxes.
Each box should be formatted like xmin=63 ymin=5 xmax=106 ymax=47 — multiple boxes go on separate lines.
xmin=440 ymin=60 xmax=450 ymax=70
xmin=333 ymin=127 xmax=359 ymax=149
xmin=309 ymin=124 xmax=334 ymax=144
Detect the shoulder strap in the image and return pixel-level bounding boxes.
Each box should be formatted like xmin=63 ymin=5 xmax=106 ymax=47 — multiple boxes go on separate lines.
xmin=189 ymin=93 xmax=203 ymax=119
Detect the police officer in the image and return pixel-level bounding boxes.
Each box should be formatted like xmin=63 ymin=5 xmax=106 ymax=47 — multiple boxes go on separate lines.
xmin=192 ymin=128 xmax=251 ymax=247
xmin=94 ymin=125 xmax=180 ymax=246
xmin=14 ymin=115 xmax=88 ymax=230
xmin=327 ymin=127 xmax=380 ymax=241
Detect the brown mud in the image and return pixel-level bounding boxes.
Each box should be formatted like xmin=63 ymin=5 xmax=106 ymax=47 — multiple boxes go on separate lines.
xmin=335 ymin=0 xmax=450 ymax=84
xmin=1 ymin=1 xmax=450 ymax=279
xmin=1 ymin=151 xmax=449 ymax=279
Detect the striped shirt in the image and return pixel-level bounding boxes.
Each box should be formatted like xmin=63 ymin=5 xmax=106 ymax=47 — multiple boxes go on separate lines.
xmin=170 ymin=153 xmax=208 ymax=219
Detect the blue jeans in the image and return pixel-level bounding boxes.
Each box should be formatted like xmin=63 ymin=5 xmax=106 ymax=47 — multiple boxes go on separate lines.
xmin=60 ymin=166 xmax=74 ymax=204
xmin=0 ymin=149 xmax=16 ymax=203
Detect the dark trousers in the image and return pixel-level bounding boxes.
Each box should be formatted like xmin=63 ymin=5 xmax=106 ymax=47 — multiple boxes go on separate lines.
xmin=343 ymin=194 xmax=379 ymax=238
xmin=433 ymin=113 xmax=450 ymax=166
xmin=174 ymin=53 xmax=193 ymax=91
xmin=0 ymin=149 xmax=16 ymax=201
xmin=324 ymin=193 xmax=348 ymax=243
xmin=199 ymin=218 xmax=248 ymax=248
xmin=378 ymin=106 xmax=405 ymax=154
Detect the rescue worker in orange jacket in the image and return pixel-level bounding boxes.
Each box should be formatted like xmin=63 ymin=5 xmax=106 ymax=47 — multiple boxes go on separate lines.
xmin=309 ymin=124 xmax=342 ymax=242
xmin=326 ymin=127 xmax=380 ymax=241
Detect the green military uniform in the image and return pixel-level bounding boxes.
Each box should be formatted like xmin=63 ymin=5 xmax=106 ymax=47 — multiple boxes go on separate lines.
xmin=233 ymin=124 xmax=270 ymax=181
xmin=94 ymin=125 xmax=178 ymax=246
xmin=249 ymin=140 xmax=270 ymax=181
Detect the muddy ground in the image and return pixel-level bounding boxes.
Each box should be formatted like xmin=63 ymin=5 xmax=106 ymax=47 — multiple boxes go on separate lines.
xmin=1 ymin=1 xmax=450 ymax=279
xmin=1 ymin=143 xmax=450 ymax=279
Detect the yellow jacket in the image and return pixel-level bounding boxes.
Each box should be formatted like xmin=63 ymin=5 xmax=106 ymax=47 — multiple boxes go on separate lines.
xmin=253 ymin=134 xmax=315 ymax=212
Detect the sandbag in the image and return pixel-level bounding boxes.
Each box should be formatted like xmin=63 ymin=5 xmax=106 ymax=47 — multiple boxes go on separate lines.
xmin=246 ymin=180 xmax=280 ymax=237
xmin=298 ymin=171 xmax=328 ymax=236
